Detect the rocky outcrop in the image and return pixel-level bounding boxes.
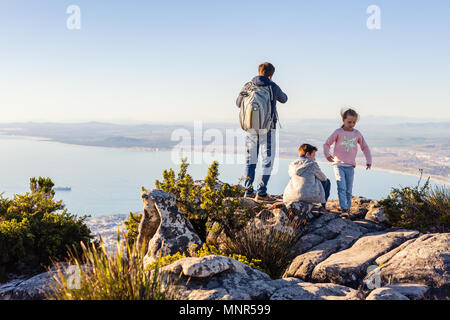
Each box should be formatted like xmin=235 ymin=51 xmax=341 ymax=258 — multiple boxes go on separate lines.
xmin=326 ymin=196 xmax=374 ymax=219
xmin=364 ymin=233 xmax=450 ymax=291
xmin=161 ymin=255 xmax=363 ymax=300
xmin=365 ymin=287 xmax=410 ymax=300
xmin=365 ymin=284 xmax=430 ymax=300
xmin=285 ymin=212 xmax=376 ymax=280
xmin=137 ymin=189 xmax=202 ymax=268
xmin=285 ymin=201 xmax=315 ymax=220
xmin=270 ymin=281 xmax=362 ymax=300
xmin=165 ymin=255 xmax=277 ymax=300
xmin=365 ymin=201 xmax=388 ymax=224
xmin=2 ymin=188 xmax=448 ymax=301
xmin=0 ymin=270 xmax=56 ymax=300
xmin=310 ymin=230 xmax=420 ymax=288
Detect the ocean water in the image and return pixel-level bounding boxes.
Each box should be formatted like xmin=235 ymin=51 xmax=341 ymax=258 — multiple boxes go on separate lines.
xmin=0 ymin=135 xmax=443 ymax=217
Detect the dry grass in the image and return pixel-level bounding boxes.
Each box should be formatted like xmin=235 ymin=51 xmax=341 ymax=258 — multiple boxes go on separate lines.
xmin=46 ymin=232 xmax=181 ymax=300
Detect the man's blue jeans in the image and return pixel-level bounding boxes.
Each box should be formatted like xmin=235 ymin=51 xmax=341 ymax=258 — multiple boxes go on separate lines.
xmin=333 ymin=165 xmax=355 ymax=210
xmin=243 ymin=129 xmax=276 ymax=196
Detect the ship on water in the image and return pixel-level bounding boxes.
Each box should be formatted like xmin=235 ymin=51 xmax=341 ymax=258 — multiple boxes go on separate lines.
xmin=54 ymin=186 xmax=71 ymax=191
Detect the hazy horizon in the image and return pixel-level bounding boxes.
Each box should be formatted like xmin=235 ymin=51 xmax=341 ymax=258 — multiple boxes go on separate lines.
xmin=1 ymin=115 xmax=449 ymax=126
xmin=1 ymin=1 xmax=449 ymax=123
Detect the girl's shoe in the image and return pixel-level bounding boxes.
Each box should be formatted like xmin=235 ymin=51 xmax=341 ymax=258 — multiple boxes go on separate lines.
xmin=340 ymin=210 xmax=350 ymax=219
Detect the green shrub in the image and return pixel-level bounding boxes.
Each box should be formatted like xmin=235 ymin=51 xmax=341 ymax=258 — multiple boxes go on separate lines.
xmin=0 ymin=177 xmax=95 ymax=280
xmin=123 ymin=211 xmax=142 ymax=248
xmin=153 ymin=158 xmax=252 ymax=241
xmin=47 ymin=232 xmax=180 ymax=300
xmin=136 ymin=159 xmax=301 ymax=278
xmin=380 ymin=173 xmax=450 ymax=233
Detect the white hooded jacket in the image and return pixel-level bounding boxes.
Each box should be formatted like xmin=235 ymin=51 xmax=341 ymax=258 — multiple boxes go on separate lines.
xmin=283 ymin=157 xmax=327 ymax=205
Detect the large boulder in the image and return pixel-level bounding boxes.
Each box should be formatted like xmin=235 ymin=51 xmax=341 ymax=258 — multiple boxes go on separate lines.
xmin=164 ymin=255 xmax=276 ymax=300
xmin=326 ymin=196 xmax=374 ymax=219
xmin=365 ymin=284 xmax=430 ymax=300
xmin=365 ymin=201 xmax=388 ymax=224
xmin=364 ymin=233 xmax=450 ymax=293
xmin=285 ymin=234 xmax=363 ymax=281
xmin=285 ymin=201 xmax=315 ymax=221
xmin=137 ymin=189 xmax=202 ymax=268
xmin=0 ymin=269 xmax=60 ymax=300
xmin=249 ymin=207 xmax=293 ymax=235
xmin=161 ymin=255 xmax=362 ymax=300
xmin=270 ymin=282 xmax=363 ymax=300
xmin=289 ymin=212 xmax=369 ymax=256
xmin=311 ymin=229 xmax=420 ymax=288
xmin=365 ymin=287 xmax=409 ymax=300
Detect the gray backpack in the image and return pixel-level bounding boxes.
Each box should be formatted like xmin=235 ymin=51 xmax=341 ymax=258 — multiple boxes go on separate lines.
xmin=239 ymin=82 xmax=274 ymax=132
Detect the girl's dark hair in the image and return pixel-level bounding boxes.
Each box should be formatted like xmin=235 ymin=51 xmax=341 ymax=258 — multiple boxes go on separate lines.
xmin=340 ymin=108 xmax=359 ymax=128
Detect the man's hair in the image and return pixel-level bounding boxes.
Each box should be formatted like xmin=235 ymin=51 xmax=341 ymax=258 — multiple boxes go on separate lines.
xmin=298 ymin=144 xmax=318 ymax=157
xmin=258 ymin=62 xmax=275 ymax=77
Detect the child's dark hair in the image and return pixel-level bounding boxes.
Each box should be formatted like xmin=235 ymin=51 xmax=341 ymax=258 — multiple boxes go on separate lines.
xmin=258 ymin=62 xmax=275 ymax=77
xmin=298 ymin=144 xmax=318 ymax=157
xmin=340 ymin=108 xmax=360 ymax=128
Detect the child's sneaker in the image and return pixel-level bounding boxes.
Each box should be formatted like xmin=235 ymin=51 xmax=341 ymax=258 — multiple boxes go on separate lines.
xmin=340 ymin=209 xmax=350 ymax=219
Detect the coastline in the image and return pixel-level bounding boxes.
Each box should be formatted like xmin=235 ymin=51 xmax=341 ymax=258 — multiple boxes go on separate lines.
xmin=1 ymin=133 xmax=448 ymax=185
xmin=277 ymin=153 xmax=449 ymax=186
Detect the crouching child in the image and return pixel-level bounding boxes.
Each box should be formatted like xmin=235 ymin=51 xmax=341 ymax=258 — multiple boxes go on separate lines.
xmin=283 ymin=144 xmax=331 ymax=212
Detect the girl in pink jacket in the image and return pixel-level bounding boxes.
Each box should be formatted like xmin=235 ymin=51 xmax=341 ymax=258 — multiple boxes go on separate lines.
xmin=323 ymin=108 xmax=372 ymax=218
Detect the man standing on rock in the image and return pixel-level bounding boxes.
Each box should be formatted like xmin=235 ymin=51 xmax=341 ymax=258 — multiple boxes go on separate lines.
xmin=236 ymin=62 xmax=288 ymax=201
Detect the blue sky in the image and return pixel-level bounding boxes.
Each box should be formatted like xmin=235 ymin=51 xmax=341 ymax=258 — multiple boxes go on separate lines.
xmin=0 ymin=0 xmax=449 ymax=123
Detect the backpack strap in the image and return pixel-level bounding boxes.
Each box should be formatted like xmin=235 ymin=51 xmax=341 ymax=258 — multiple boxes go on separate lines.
xmin=268 ymin=85 xmax=273 ymax=102
xmin=267 ymin=85 xmax=281 ymax=129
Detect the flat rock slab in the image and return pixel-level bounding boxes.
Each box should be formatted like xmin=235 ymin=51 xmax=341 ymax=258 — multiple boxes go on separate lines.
xmin=311 ymin=229 xmax=419 ymax=288
xmin=366 ymin=287 xmax=409 ymax=300
xmin=365 ymin=233 xmax=450 ymax=289
xmin=163 ymin=255 xmax=240 ymax=278
xmin=162 ymin=255 xmax=363 ymax=300
xmin=0 ymin=271 xmax=55 ymax=300
xmin=285 ymin=231 xmax=365 ymax=281
xmin=383 ymin=284 xmax=430 ymax=300
xmin=270 ymin=282 xmax=363 ymax=300
xmin=291 ymin=213 xmax=368 ymax=256
xmin=164 ymin=255 xmax=275 ymax=300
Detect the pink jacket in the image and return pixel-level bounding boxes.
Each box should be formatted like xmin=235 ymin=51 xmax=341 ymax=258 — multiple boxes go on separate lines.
xmin=323 ymin=128 xmax=372 ymax=167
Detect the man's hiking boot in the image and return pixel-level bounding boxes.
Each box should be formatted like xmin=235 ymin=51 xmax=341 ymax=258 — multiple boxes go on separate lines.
xmin=255 ymin=194 xmax=277 ymax=202
xmin=244 ymin=191 xmax=256 ymax=199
